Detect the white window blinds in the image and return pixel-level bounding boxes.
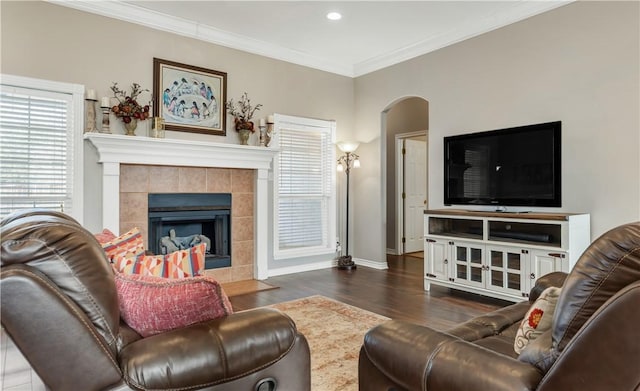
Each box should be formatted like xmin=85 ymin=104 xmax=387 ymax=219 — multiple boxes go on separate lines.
xmin=274 ymin=115 xmax=336 ymax=259
xmin=0 ymin=85 xmax=75 ymax=218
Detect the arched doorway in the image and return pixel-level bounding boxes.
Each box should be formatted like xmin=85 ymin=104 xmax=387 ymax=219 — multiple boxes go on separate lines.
xmin=381 ymin=96 xmax=429 ymax=256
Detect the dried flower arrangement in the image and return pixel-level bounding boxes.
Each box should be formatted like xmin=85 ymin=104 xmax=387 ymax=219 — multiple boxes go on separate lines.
xmin=110 ymin=82 xmax=151 ymax=124
xmin=225 ymin=92 xmax=262 ymax=132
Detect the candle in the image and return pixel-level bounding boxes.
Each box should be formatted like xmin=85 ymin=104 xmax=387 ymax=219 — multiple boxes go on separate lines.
xmin=259 ymin=118 xmax=266 ymax=127
xmin=267 ymin=115 xmax=275 ymax=124
xmin=86 ymin=89 xmax=97 ymax=100
xmin=101 ymin=97 xmax=111 ymax=108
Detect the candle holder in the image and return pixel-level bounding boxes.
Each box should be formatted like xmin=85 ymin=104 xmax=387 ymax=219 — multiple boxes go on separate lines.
xmin=85 ymin=99 xmax=98 ymax=133
xmin=259 ymin=124 xmax=267 ymax=147
xmin=265 ymin=121 xmax=274 ymax=147
xmin=149 ymin=117 xmax=165 ymax=138
xmin=100 ymin=105 xmax=111 ymax=134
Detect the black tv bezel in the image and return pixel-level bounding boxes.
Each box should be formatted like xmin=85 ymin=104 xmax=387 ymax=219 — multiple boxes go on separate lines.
xmin=443 ymin=121 xmax=562 ymax=208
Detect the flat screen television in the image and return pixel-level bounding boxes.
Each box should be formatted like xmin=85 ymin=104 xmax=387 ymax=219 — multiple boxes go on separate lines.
xmin=444 ymin=121 xmax=561 ymax=207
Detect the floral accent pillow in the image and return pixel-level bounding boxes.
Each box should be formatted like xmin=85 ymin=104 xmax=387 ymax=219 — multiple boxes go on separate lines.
xmin=514 ymin=286 xmax=562 ymax=354
xmin=100 ymin=227 xmax=146 ymax=262
xmin=114 ymin=272 xmax=233 ymax=337
xmin=112 ymin=243 xmax=206 ymax=278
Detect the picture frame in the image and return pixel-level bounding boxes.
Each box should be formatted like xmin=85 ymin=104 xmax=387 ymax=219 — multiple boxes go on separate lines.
xmin=153 ymin=58 xmax=227 ymax=136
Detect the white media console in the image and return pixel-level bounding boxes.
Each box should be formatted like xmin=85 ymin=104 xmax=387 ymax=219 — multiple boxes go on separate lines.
xmin=423 ymin=209 xmax=590 ymax=302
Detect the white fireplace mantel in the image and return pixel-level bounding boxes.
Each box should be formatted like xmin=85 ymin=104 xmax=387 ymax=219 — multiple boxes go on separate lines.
xmin=85 ymin=133 xmax=278 ymax=280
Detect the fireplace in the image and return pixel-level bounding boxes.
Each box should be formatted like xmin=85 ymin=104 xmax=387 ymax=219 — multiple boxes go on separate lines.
xmin=148 ymin=193 xmax=231 ymax=269
xmin=85 ymin=133 xmax=277 ymax=281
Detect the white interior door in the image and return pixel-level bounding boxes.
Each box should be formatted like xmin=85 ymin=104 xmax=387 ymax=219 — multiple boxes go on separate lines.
xmin=404 ymin=138 xmax=427 ymax=253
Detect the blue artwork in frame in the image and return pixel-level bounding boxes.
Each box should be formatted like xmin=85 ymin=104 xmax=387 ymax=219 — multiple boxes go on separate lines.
xmin=153 ymin=58 xmax=227 ymax=135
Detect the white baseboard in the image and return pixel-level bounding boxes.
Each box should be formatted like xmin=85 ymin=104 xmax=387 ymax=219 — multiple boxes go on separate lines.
xmin=354 ymin=258 xmax=389 ymax=270
xmin=387 ymin=248 xmax=402 ymax=255
xmin=267 ymin=257 xmax=389 ymax=276
xmin=267 ymin=260 xmax=335 ymax=277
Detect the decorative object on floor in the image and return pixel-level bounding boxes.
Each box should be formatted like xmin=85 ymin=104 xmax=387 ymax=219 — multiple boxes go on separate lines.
xmin=226 ymin=92 xmax=262 ymax=145
xmin=100 ymin=96 xmax=111 ymax=134
xmin=268 ymin=295 xmax=389 ymax=391
xmin=153 ymin=58 xmax=227 ymax=136
xmin=221 ymin=279 xmax=279 ymax=297
xmin=109 ymin=82 xmax=151 ymax=136
xmin=336 ymin=141 xmax=361 ymax=270
xmin=85 ymin=89 xmax=98 ymax=133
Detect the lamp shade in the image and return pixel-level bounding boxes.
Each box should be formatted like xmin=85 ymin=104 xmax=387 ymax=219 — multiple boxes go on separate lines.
xmin=337 ymin=141 xmax=360 ymax=153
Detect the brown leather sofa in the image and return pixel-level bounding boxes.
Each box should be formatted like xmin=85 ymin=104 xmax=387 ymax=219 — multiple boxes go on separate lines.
xmin=1 ymin=209 xmax=311 ymax=391
xmin=359 ymin=222 xmax=640 ymax=391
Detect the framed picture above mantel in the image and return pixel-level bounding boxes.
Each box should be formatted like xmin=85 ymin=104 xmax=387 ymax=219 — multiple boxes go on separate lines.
xmin=153 ymin=58 xmax=227 ymax=136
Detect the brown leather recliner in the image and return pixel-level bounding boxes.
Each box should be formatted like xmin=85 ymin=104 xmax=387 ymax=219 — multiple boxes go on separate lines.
xmin=1 ymin=209 xmax=311 ymax=391
xmin=359 ymin=222 xmax=640 ymax=391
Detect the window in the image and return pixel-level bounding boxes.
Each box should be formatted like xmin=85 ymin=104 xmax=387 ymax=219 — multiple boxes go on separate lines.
xmin=273 ymin=114 xmax=336 ymax=259
xmin=0 ymin=75 xmax=84 ymax=222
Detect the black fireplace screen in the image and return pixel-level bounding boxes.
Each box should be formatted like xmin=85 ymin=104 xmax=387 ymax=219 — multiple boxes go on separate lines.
xmin=148 ymin=193 xmax=231 ymax=269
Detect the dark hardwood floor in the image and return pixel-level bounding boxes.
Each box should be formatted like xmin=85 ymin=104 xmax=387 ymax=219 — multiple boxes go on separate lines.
xmin=1 ymin=254 xmax=511 ymax=390
xmin=230 ymin=253 xmax=511 ymax=331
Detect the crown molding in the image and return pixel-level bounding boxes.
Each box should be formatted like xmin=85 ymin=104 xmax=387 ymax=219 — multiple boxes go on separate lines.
xmin=46 ymin=0 xmax=355 ymax=77
xmin=354 ymin=1 xmax=572 ymax=77
xmin=47 ymin=0 xmax=572 ymax=79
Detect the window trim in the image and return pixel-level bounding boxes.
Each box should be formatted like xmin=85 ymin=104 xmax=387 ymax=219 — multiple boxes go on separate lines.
xmin=272 ymin=114 xmax=336 ymax=260
xmin=1 ymin=74 xmax=85 ymax=223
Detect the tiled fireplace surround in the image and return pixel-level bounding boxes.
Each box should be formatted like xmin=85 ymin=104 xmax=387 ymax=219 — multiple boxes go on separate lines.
xmin=86 ymin=133 xmax=277 ymax=282
xmin=119 ymin=165 xmax=254 ymax=283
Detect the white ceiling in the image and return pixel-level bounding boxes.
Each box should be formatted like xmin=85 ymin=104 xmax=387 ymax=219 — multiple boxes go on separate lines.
xmin=52 ymin=1 xmax=571 ymax=77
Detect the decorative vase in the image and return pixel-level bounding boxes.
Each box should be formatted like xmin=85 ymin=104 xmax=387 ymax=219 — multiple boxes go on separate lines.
xmin=238 ymin=129 xmax=251 ymax=145
xmin=124 ymin=118 xmax=138 ymax=136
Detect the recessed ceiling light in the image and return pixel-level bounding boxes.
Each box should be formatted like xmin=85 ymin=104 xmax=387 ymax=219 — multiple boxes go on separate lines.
xmin=326 ymin=12 xmax=342 ymax=21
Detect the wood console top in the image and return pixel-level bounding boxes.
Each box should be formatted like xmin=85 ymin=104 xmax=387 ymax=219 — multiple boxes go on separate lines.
xmin=424 ymin=209 xmax=584 ymax=221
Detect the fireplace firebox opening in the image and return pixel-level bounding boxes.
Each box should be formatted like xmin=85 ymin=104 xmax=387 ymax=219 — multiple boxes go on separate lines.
xmin=148 ymin=193 xmax=231 ymax=269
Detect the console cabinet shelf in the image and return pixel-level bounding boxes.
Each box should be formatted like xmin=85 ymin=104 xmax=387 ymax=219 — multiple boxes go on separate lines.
xmin=424 ymin=209 xmax=590 ymax=302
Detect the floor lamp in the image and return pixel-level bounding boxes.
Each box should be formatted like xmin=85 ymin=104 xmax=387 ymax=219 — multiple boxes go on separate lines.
xmin=336 ymin=141 xmax=360 ymax=270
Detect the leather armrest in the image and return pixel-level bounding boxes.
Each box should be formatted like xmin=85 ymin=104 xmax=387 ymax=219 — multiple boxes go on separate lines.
xmin=529 ymin=272 xmax=568 ymax=302
xmin=446 ymin=301 xmax=530 ymax=341
xmin=119 ymin=308 xmax=300 ymax=390
xmin=362 ymin=320 xmax=542 ymax=391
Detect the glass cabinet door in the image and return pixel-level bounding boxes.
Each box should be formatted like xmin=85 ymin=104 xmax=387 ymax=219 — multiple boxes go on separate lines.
xmin=452 ymin=241 xmax=484 ymax=288
xmin=486 ymin=245 xmax=527 ymax=297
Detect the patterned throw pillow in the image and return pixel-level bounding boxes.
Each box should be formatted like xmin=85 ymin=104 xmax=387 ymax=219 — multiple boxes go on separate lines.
xmin=514 ymin=286 xmax=562 ymax=354
xmin=114 ymin=272 xmax=233 ymax=337
xmin=101 ymin=227 xmax=146 ymax=262
xmin=112 ymin=243 xmax=206 ymax=278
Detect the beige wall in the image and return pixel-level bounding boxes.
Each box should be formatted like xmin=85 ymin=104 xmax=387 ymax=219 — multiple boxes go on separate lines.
xmin=354 ymin=1 xmax=640 ymax=265
xmin=0 ymin=3 xmax=355 ymax=141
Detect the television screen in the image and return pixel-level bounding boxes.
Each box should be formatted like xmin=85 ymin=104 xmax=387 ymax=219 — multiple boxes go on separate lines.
xmin=444 ymin=121 xmax=561 ymax=207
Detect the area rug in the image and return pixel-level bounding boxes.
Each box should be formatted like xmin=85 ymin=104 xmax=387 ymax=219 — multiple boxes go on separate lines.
xmin=268 ymin=295 xmax=390 ymax=391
